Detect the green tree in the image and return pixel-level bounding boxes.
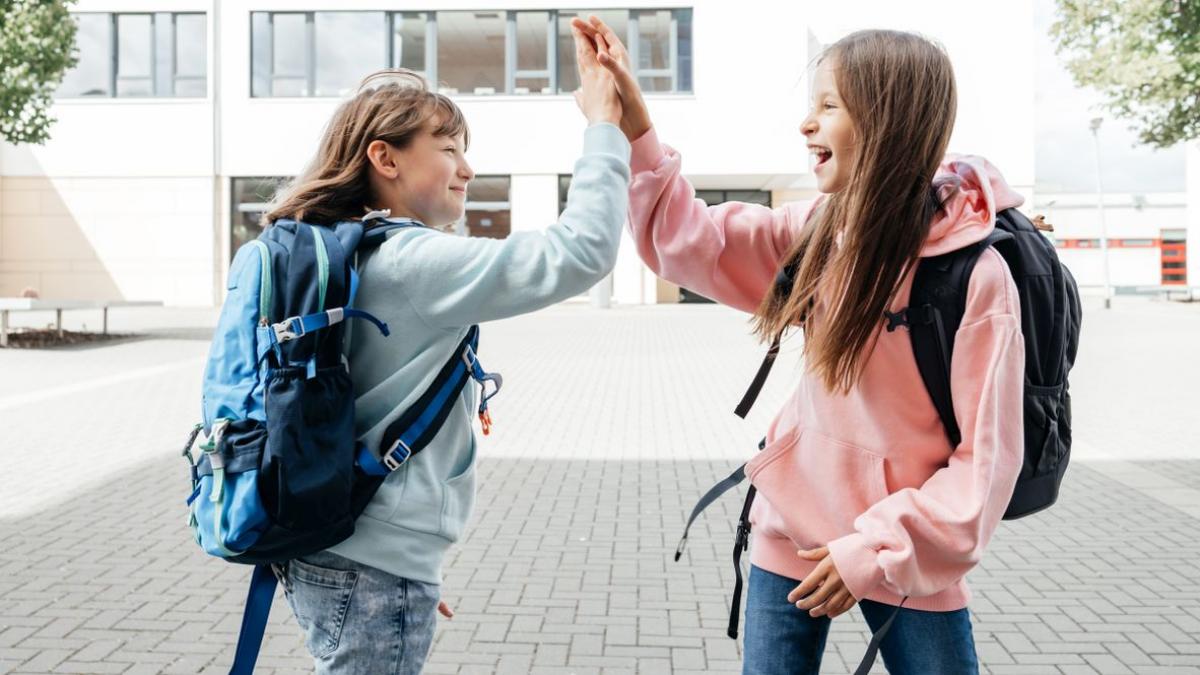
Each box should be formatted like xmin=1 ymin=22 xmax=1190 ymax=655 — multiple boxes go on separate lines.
xmin=0 ymin=0 xmax=77 ymax=145
xmin=1051 ymin=0 xmax=1199 ymax=148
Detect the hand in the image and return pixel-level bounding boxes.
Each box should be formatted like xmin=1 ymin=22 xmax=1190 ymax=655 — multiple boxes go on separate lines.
xmin=787 ymin=547 xmax=858 ymax=619
xmin=571 ymin=24 xmax=620 ymax=126
xmin=571 ymin=15 xmax=652 ymax=142
xmin=437 ymin=600 xmax=454 ymax=619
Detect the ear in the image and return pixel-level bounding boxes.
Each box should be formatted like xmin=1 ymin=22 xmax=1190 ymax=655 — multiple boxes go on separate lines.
xmin=366 ymin=140 xmax=401 ymax=180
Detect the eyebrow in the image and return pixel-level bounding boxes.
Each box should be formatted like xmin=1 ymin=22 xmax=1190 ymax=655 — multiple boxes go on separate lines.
xmin=811 ymin=89 xmax=839 ymax=103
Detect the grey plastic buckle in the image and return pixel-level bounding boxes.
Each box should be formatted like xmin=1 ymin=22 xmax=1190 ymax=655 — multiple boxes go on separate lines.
xmin=272 ymin=316 xmax=302 ymax=343
xmin=382 ymin=438 xmax=413 ymax=471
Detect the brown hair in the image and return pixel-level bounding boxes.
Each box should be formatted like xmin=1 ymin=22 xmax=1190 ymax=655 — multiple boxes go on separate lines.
xmin=753 ymin=30 xmax=958 ymax=393
xmin=263 ymin=69 xmax=469 ymax=227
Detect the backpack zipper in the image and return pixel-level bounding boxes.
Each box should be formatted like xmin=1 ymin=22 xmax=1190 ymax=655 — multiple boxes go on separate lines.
xmin=249 ymin=240 xmax=272 ymax=325
xmin=310 ymin=225 xmax=329 ymax=311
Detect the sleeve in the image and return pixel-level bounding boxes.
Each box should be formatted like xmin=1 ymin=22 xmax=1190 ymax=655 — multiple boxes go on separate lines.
xmin=626 ymin=126 xmax=813 ymax=314
xmin=827 ymin=249 xmax=1026 ymax=600
xmin=373 ymin=122 xmax=631 ymax=329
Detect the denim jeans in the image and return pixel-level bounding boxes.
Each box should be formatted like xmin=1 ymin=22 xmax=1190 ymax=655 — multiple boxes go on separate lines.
xmin=742 ymin=565 xmax=979 ymax=674
xmin=274 ymin=550 xmax=440 ymax=674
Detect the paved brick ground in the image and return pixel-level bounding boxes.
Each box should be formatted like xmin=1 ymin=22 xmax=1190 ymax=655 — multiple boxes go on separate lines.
xmin=2 ymin=298 xmax=1199 ymax=674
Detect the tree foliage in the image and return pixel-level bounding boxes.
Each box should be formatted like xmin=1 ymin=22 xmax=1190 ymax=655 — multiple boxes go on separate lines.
xmin=1052 ymin=0 xmax=1200 ymax=148
xmin=0 ymin=0 xmax=77 ymax=145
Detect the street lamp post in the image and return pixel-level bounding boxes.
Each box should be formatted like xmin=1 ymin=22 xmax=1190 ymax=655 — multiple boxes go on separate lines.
xmin=1089 ymin=117 xmax=1113 ymax=309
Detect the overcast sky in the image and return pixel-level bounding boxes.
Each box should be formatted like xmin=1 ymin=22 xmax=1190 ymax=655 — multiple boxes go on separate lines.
xmin=1034 ymin=0 xmax=1186 ymax=194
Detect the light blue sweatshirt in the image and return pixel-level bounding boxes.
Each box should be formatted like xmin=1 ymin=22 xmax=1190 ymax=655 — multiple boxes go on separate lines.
xmin=328 ymin=123 xmax=631 ymax=583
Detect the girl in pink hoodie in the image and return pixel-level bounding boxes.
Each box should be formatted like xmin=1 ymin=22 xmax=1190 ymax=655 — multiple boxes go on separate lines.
xmin=574 ymin=20 xmax=1025 ymax=675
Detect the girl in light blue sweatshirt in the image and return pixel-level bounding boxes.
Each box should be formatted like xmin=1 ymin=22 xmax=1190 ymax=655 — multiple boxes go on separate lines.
xmin=258 ymin=27 xmax=629 ymax=674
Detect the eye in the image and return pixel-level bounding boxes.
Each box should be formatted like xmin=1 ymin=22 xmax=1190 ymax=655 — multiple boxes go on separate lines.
xmin=823 ymin=102 xmax=838 ymax=111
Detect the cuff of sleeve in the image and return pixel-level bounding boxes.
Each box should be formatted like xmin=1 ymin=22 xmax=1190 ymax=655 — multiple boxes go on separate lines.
xmin=629 ymin=125 xmax=665 ymax=174
xmin=827 ymin=532 xmax=886 ymax=601
xmin=583 ymin=122 xmax=632 ymax=165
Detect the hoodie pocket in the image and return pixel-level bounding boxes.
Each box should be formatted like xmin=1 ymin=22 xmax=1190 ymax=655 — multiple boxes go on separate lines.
xmin=440 ymin=439 xmax=478 ymax=541
xmin=746 ymin=427 xmax=889 ymax=550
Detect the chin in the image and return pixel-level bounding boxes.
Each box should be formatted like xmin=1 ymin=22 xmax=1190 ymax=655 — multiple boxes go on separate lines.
xmin=433 ymin=211 xmax=466 ymax=229
xmin=818 ymin=176 xmax=847 ymax=194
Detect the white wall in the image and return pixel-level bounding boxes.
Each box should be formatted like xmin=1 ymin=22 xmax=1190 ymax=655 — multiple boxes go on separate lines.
xmin=0 ymin=177 xmax=215 ymax=303
xmin=1039 ymin=193 xmax=1187 ymax=238
xmin=0 ymin=0 xmax=217 ymax=304
xmin=1057 ymin=248 xmax=1162 ymax=289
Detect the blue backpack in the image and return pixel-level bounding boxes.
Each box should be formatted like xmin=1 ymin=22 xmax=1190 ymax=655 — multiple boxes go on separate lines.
xmin=180 ymin=216 xmax=501 ymax=674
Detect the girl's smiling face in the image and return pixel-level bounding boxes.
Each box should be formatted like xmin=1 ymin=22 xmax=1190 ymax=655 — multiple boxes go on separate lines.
xmin=368 ymin=125 xmax=474 ymax=227
xmin=397 ymin=128 xmax=474 ymax=227
xmin=801 ymin=59 xmax=856 ymax=194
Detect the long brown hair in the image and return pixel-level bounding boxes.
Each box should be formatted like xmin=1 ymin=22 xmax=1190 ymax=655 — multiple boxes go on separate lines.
xmin=263 ymin=69 xmax=469 ymax=227
xmin=753 ymin=30 xmax=958 ymax=393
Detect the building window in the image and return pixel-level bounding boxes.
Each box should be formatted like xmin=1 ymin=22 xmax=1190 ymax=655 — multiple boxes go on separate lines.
xmin=458 ymin=176 xmax=511 ymax=238
xmin=556 ymin=10 xmax=627 ymax=94
xmin=696 ymin=190 xmax=772 ymax=207
xmin=115 ymin=14 xmax=154 ymax=96
xmin=437 ymin=11 xmax=507 ymax=95
xmin=558 ymin=174 xmax=573 ymax=214
xmin=557 ymin=9 xmax=691 ymax=94
xmin=251 ymin=13 xmax=311 ymax=96
xmin=231 ymin=177 xmax=287 ymax=260
xmin=250 ymin=8 xmax=693 ymax=98
xmin=392 ymin=12 xmax=431 ymax=80
xmin=688 ymin=190 xmax=771 ymax=302
xmin=172 ymin=14 xmax=209 ymax=96
xmin=253 ymin=11 xmax=437 ymax=97
xmin=630 ymin=9 xmax=692 ymax=92
xmin=58 ymin=12 xmax=207 ymax=98
xmin=1056 ymin=239 xmax=1103 ymax=249
xmin=315 ymin=12 xmax=387 ymax=97
xmin=511 ymin=11 xmax=554 ymax=94
xmin=58 ymin=14 xmax=112 ymax=97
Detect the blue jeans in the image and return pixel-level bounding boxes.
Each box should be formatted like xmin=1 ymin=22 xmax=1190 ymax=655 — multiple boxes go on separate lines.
xmin=743 ymin=565 xmax=978 ymax=674
xmin=274 ymin=551 xmax=440 ymax=675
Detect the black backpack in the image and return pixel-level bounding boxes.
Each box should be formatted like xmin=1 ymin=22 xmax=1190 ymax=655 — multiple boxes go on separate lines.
xmin=676 ymin=207 xmax=1082 ymax=674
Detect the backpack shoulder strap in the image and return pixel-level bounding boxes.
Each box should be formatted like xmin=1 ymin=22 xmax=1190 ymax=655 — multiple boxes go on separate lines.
xmin=903 ymin=229 xmax=1009 ymax=447
xmin=356 ymin=324 xmax=503 ymax=475
xmin=360 ymin=217 xmax=427 ymax=250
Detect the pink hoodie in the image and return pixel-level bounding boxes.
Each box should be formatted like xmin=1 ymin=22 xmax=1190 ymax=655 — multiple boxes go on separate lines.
xmin=628 ymin=127 xmax=1026 ymax=611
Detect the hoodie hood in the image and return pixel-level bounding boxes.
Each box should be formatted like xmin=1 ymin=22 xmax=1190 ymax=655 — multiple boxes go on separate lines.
xmin=920 ymin=154 xmax=1025 ymax=258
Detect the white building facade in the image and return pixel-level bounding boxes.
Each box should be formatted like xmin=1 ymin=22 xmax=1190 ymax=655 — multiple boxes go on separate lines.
xmin=1034 ymin=192 xmax=1189 ymax=293
xmin=2 ymin=0 xmax=1050 ymax=307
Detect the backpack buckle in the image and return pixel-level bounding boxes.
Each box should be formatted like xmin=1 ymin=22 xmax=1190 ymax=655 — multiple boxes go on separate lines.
xmin=382 ymin=438 xmax=413 ymax=471
xmin=272 ymin=316 xmax=304 ymax=343
xmin=883 ymin=309 xmax=909 ymax=332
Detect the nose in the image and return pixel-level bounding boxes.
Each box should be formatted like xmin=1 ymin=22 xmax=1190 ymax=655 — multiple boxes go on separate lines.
xmin=800 ymin=113 xmax=817 ymax=137
xmin=459 ymin=158 xmax=475 ymax=182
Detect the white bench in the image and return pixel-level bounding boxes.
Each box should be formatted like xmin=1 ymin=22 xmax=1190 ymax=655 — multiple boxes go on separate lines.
xmin=0 ymin=299 xmax=164 ymax=347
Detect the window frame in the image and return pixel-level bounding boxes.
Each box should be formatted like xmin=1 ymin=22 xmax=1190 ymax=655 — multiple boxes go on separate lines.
xmin=249 ymin=8 xmax=693 ymax=99
xmin=57 ymin=11 xmax=207 ymax=99
xmin=389 ymin=11 xmax=437 ymax=82
xmin=508 ymin=10 xmax=557 ymax=95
